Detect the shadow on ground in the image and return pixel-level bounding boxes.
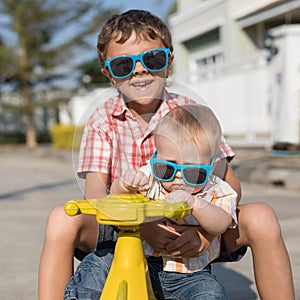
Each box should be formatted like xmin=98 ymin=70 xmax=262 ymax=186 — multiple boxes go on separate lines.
xmin=214 ymin=263 xmax=258 ymax=300
xmin=0 ymin=179 xmax=74 ymax=201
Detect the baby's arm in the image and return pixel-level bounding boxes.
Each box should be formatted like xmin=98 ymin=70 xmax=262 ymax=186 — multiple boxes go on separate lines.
xmin=110 ymin=169 xmax=150 ymax=194
xmin=166 ymin=190 xmax=233 ymax=236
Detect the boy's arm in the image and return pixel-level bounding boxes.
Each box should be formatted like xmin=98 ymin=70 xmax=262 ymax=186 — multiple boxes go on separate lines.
xmin=213 ymin=158 xmax=241 ymax=203
xmin=110 ymin=178 xmax=129 ymax=194
xmin=85 ymin=172 xmax=109 ymax=199
xmin=224 ymin=161 xmax=242 ymax=203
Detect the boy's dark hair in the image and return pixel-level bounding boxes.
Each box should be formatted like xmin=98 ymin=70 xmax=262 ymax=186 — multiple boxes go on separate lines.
xmin=97 ymin=9 xmax=173 ymax=66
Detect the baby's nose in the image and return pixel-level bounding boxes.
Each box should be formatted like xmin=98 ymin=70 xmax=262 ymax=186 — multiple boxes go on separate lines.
xmin=174 ymin=170 xmax=183 ymax=178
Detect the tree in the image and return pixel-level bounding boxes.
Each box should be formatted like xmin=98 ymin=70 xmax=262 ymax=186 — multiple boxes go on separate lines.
xmin=0 ymin=0 xmax=118 ymax=148
xmin=79 ymin=57 xmax=109 ymax=87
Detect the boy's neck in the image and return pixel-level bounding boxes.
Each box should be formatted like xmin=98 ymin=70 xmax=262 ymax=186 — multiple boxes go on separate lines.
xmin=127 ymin=99 xmax=162 ymax=124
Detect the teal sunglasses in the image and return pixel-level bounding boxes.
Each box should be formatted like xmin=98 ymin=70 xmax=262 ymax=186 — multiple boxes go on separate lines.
xmin=104 ymin=48 xmax=171 ymax=79
xmin=150 ymin=151 xmax=215 ymax=187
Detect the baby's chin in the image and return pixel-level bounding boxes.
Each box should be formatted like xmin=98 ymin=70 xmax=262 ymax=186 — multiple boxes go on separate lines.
xmin=170 ymin=184 xmax=193 ymax=192
xmin=169 ymin=184 xmax=204 ymax=194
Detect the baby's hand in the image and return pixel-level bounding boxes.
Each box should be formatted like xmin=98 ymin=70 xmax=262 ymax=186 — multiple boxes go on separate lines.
xmin=165 ymin=190 xmax=195 ymax=208
xmin=121 ymin=170 xmax=149 ymax=193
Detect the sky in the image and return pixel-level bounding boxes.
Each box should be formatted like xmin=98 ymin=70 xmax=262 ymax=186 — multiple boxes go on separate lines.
xmin=69 ymin=0 xmax=176 ymax=68
xmin=106 ymin=0 xmax=176 ymax=20
xmin=0 ymin=0 xmax=176 ymax=88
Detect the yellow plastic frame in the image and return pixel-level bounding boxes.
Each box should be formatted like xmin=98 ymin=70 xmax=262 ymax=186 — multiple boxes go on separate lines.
xmin=64 ymin=194 xmax=190 ymax=300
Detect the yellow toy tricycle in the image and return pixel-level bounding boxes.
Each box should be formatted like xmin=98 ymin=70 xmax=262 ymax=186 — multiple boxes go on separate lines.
xmin=64 ymin=194 xmax=190 ymax=300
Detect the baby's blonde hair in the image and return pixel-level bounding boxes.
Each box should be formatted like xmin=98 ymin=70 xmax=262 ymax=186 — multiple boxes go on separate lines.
xmin=154 ymin=104 xmax=222 ymax=157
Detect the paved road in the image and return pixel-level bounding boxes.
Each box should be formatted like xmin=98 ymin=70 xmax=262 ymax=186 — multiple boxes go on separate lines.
xmin=0 ymin=146 xmax=299 ymax=299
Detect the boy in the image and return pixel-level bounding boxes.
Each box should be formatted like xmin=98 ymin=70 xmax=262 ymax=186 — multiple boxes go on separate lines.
xmin=38 ymin=9 xmax=295 ymax=300
xmin=111 ymin=104 xmax=238 ymax=299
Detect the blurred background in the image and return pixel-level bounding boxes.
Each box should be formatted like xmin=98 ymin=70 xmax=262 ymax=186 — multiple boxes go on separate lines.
xmin=0 ymin=0 xmax=174 ymax=149
xmin=0 ymin=1 xmax=299 ymax=299
xmin=1 ymin=0 xmax=300 ymax=152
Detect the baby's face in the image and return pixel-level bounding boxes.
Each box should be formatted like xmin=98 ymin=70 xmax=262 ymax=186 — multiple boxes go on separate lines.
xmin=154 ymin=134 xmax=212 ymax=194
xmin=102 ymin=31 xmax=173 ymax=105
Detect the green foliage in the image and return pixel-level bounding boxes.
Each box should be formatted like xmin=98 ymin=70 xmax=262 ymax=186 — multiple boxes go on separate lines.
xmin=50 ymin=124 xmax=84 ymax=150
xmin=37 ymin=131 xmax=52 ymax=144
xmin=168 ymin=0 xmax=177 ymax=15
xmin=0 ymin=132 xmax=26 ymax=144
xmin=0 ymin=130 xmax=51 ymax=144
xmin=0 ymin=0 xmax=118 ymax=83
xmin=0 ymin=0 xmax=119 ymax=148
xmin=80 ymin=57 xmax=109 ymax=86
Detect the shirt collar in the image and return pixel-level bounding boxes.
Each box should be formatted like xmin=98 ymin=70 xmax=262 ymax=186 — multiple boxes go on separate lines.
xmin=111 ymin=92 xmax=128 ymax=117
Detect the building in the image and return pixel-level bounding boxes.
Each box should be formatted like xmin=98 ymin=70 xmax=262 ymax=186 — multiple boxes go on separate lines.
xmin=169 ymin=0 xmax=300 ymax=148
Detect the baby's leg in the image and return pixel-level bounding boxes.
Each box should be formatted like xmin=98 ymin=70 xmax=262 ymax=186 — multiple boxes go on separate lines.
xmin=38 ymin=205 xmax=98 ymax=300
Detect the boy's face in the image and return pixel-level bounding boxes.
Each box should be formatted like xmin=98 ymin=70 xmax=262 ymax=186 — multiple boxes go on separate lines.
xmin=154 ymin=132 xmax=212 ymax=195
xmin=102 ymin=32 xmax=173 ymax=105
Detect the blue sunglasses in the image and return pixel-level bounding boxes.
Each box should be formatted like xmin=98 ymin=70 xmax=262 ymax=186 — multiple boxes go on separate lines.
xmin=104 ymin=48 xmax=171 ymax=79
xmin=150 ymin=151 xmax=215 ymax=187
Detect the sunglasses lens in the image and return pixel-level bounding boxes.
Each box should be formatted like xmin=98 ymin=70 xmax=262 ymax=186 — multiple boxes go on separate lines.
xmin=110 ymin=57 xmax=133 ymax=77
xmin=153 ymin=163 xmax=175 ymax=180
xmin=183 ymin=168 xmax=207 ymax=185
xmin=143 ymin=50 xmax=168 ymax=71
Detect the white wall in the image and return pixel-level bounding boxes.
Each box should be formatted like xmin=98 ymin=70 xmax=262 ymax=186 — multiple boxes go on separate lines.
xmin=270 ymin=25 xmax=300 ymax=144
xmin=60 ymin=87 xmax=113 ymax=125
xmin=187 ymin=65 xmax=272 ymax=145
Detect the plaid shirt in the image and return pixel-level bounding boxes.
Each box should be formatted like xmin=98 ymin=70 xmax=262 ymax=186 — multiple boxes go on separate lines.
xmin=78 ymin=89 xmax=234 ymax=188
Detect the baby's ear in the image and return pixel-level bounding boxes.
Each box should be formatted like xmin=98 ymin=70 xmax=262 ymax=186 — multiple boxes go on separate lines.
xmin=212 ymin=157 xmax=227 ymax=180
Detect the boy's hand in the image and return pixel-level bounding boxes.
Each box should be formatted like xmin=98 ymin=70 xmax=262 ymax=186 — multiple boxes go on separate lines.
xmin=121 ymin=170 xmax=149 ymax=193
xmin=164 ymin=222 xmax=215 ymax=258
xmin=140 ymin=218 xmax=181 ymax=253
xmin=140 ymin=218 xmax=214 ymax=258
